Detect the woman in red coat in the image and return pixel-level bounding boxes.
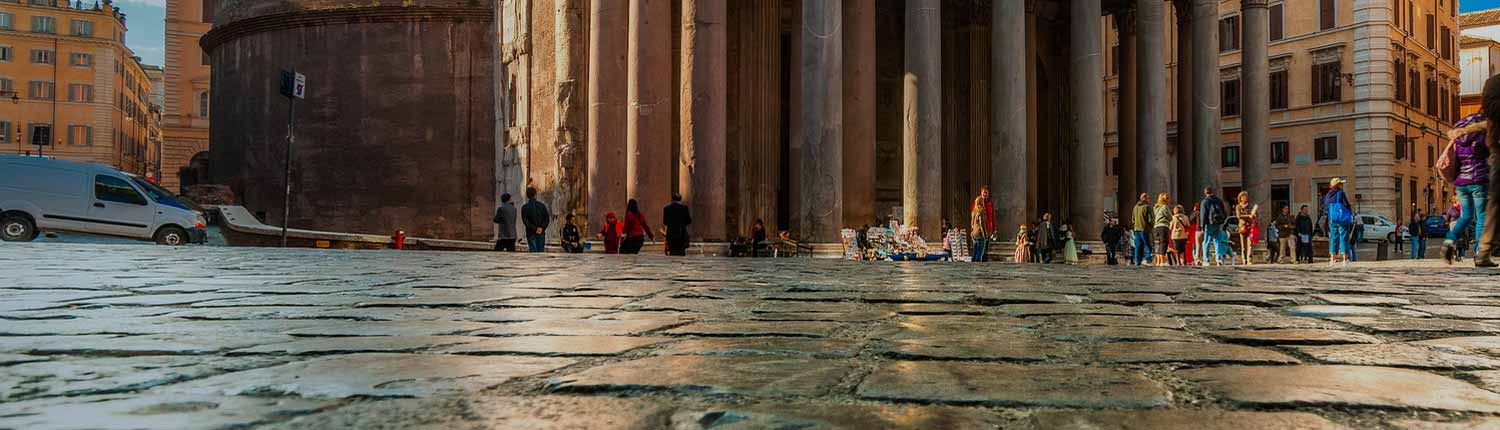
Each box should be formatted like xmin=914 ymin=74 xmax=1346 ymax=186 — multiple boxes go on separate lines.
xmin=597 ymin=211 xmax=625 ymax=254
xmin=621 ymin=199 xmax=654 ymax=254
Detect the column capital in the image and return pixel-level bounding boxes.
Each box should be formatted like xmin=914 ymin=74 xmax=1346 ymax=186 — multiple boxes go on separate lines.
xmin=1242 ymin=0 xmax=1269 ymax=10
xmin=1113 ymin=9 xmax=1136 ymax=34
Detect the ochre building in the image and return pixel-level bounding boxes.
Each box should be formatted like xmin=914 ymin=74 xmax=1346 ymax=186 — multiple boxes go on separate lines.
xmin=161 ymin=0 xmax=212 ymax=193
xmin=0 ymin=1 xmax=157 ymax=179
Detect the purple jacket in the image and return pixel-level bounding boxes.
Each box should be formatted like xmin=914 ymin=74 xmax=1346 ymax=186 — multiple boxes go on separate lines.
xmin=1453 ymin=114 xmax=1491 ymax=187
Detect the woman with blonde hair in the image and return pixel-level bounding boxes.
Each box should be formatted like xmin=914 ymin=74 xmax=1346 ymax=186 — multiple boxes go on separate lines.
xmin=1170 ymin=204 xmax=1191 ymax=265
xmin=1152 ymin=192 xmax=1172 ymax=266
xmin=1014 ymin=224 xmax=1033 ymax=263
xmin=1235 ymin=191 xmax=1257 ymax=265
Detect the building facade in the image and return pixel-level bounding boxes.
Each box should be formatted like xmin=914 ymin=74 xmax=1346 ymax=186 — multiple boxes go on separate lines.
xmin=1459 ymin=10 xmax=1500 ymax=117
xmin=0 ymin=0 xmax=156 ymax=178
xmin=161 ymin=0 xmax=211 ymax=193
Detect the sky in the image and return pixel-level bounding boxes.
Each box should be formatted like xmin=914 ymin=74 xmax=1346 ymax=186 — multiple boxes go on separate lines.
xmin=113 ymin=0 xmax=165 ymax=67
xmin=1466 ymin=0 xmax=1500 ymax=12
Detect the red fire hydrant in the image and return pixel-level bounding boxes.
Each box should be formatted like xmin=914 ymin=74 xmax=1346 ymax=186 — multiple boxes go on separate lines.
xmin=393 ymin=230 xmax=406 ymax=250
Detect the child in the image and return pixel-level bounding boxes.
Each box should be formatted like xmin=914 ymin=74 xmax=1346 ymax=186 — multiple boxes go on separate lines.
xmin=596 ymin=211 xmax=624 ymax=254
xmin=1014 ymin=224 xmax=1033 ymax=264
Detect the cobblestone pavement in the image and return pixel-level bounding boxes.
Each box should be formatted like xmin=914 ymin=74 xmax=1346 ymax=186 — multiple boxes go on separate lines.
xmin=3 ymin=243 xmax=1500 ymax=429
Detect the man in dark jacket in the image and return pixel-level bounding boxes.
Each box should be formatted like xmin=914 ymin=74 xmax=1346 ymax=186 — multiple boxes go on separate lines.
xmin=1274 ymin=206 xmax=1295 ymax=264
xmin=1198 ymin=189 xmax=1228 ymax=265
xmin=521 ymin=187 xmax=550 ymax=253
xmin=663 ymin=193 xmax=693 ymax=256
xmin=493 ymin=193 xmax=518 ymax=252
xmin=1101 ymin=214 xmax=1123 ymax=265
xmin=1295 ymin=205 xmax=1314 ymax=263
xmin=561 ymin=213 xmax=584 ymax=253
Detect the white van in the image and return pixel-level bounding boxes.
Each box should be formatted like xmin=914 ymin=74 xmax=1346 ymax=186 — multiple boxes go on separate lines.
xmin=0 ymin=155 xmax=206 ymax=245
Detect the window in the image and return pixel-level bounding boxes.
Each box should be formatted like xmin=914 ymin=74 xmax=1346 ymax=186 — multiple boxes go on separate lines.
xmin=1312 ymin=61 xmax=1341 ymax=104
xmin=1271 ymin=141 xmax=1289 ymax=164
xmin=1396 ymin=135 xmax=1407 ymax=160
xmin=1272 ymin=184 xmax=1291 ymax=214
xmin=1410 ymin=68 xmax=1422 ymax=110
xmin=28 ymin=81 xmax=53 ymax=100
xmin=1270 ymin=4 xmax=1285 ymax=41
xmin=1426 ymin=14 xmax=1435 ymax=48
xmin=1439 ymin=85 xmax=1449 ymax=122
xmin=1314 ymin=136 xmax=1339 ymax=161
xmin=1270 ymin=70 xmax=1288 ymax=110
xmin=67 ymin=125 xmax=92 ymax=146
xmin=1111 ymin=44 xmax=1119 ymax=75
xmin=1427 ymin=77 xmax=1437 ymax=117
xmin=1394 ymin=57 xmax=1406 ymax=104
xmin=28 ymin=123 xmax=51 ymax=146
xmin=1428 ymin=145 xmax=1435 ymax=168
xmin=202 ymin=0 xmax=216 ymax=23
xmin=198 ymin=91 xmax=210 ymax=118
xmin=1320 ymin=0 xmax=1336 ymax=30
xmin=31 ymin=16 xmax=55 ymax=34
xmin=1222 ymin=78 xmax=1242 ymax=117
xmin=67 ymin=84 xmax=92 ymax=102
xmin=0 ymin=46 xmax=9 ymax=62
xmin=1222 ymin=145 xmax=1241 ymax=168
xmin=1219 ymin=16 xmax=1241 ymax=52
xmin=1442 ymin=28 xmax=1452 ymax=60
xmin=0 ymin=122 xmax=9 ymax=144
xmin=1410 ymin=139 xmax=1417 ymax=164
xmin=30 ymin=49 xmax=54 ymax=65
xmin=0 ymin=78 xmax=10 ymax=94
xmin=94 ymin=175 xmax=146 ymax=205
xmin=0 ymin=12 xmax=12 ymax=30
xmin=69 ymin=52 xmax=92 ymax=67
xmin=1395 ymin=0 xmax=1403 ymax=33
xmin=69 ymin=20 xmax=93 ymax=37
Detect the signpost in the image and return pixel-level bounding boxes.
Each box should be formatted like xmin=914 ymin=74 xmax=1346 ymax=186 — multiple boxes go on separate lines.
xmin=279 ymin=69 xmax=305 ymax=247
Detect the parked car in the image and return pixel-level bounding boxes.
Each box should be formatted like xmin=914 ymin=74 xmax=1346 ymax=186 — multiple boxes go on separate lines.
xmin=0 ymin=155 xmax=206 ymax=245
xmin=1423 ymin=215 xmax=1450 ymax=238
xmin=1357 ymin=215 xmax=1402 ymax=244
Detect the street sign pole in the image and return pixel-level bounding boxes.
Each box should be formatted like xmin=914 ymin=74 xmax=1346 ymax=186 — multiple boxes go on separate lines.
xmin=279 ymin=69 xmax=306 ymax=248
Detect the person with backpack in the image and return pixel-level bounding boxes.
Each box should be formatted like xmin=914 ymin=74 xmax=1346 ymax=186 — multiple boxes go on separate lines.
xmin=1441 ymin=113 xmax=1491 ymax=265
xmin=1324 ymin=178 xmax=1355 ymax=267
xmin=1199 ymin=188 xmax=1230 ymax=266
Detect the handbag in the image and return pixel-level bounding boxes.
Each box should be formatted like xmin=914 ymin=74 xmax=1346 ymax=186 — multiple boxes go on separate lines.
xmin=1436 ymin=140 xmax=1459 ymax=183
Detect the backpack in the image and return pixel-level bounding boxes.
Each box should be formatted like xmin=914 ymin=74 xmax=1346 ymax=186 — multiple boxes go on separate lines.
xmin=1326 ymin=191 xmax=1353 ymax=225
xmin=1205 ymin=199 xmax=1227 ymax=227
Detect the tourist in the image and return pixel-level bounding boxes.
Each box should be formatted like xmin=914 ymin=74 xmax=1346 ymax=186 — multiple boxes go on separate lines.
xmin=1274 ymin=206 xmax=1294 ymax=264
xmin=1185 ymin=205 xmax=1200 ymax=266
xmin=1170 ymin=204 xmax=1189 ymax=266
xmin=1265 ymin=215 xmax=1280 ymax=264
xmin=1295 ymin=205 xmax=1314 ymax=263
xmin=1131 ymin=193 xmax=1152 ymax=265
xmin=1101 ymin=215 xmax=1123 ymax=265
xmin=1014 ymin=223 xmax=1032 ymax=263
xmin=1152 ymin=193 xmax=1171 ymax=267
xmin=663 ymin=193 xmax=692 ymax=256
xmin=621 ymin=199 xmax=653 ymax=254
xmin=521 ymin=187 xmax=550 ymax=253
xmin=751 ymin=218 xmax=768 ymax=257
xmin=1324 ymin=178 xmax=1355 ymax=267
xmin=1408 ymin=212 xmax=1427 ymax=260
xmin=1234 ymin=192 xmax=1256 ymax=265
xmin=1060 ymin=221 xmax=1078 ymax=264
xmin=597 ymin=211 xmax=624 ymax=254
xmin=492 ymin=192 xmax=518 ymax=252
xmin=1446 ymin=196 xmax=1471 ymax=261
xmin=971 ymin=186 xmax=997 ymax=262
xmin=1028 ymin=222 xmax=1041 ymax=263
xmin=1037 ymin=213 xmax=1056 ymax=264
xmin=1442 ymin=114 xmax=1491 ymax=265
xmin=1450 ymin=74 xmax=1500 ymax=267
xmin=561 ymin=213 xmax=584 ymax=253
xmin=1349 ymin=211 xmax=1363 ymax=262
xmin=1199 ymin=188 xmax=1230 ymax=266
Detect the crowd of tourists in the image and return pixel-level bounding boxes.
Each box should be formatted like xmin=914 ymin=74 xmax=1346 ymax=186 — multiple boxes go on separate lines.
xmin=492 ymin=187 xmax=695 ymax=256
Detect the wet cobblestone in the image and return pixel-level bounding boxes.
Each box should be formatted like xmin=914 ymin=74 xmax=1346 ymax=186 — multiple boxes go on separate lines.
xmin=3 ymin=243 xmax=1500 ymax=429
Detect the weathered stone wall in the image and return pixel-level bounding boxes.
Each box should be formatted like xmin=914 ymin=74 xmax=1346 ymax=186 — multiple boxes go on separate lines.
xmin=205 ymin=2 xmax=497 ymax=241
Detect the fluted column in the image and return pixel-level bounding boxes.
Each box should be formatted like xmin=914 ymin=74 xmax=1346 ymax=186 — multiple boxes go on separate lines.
xmin=1174 ymin=0 xmax=1195 ymax=202
xmin=681 ymin=0 xmax=727 ymax=240
xmin=1190 ymin=0 xmax=1221 ymax=193
xmin=903 ymin=0 xmax=941 ymax=239
xmin=627 ymin=0 xmax=671 ymax=223
xmin=994 ymin=0 xmax=1027 ymax=240
xmin=800 ymin=0 xmax=843 ymax=242
xmin=843 ymin=0 xmax=875 ymax=229
xmin=1242 ymin=0 xmax=1271 ymax=222
xmin=1071 ymin=0 xmax=1104 ymax=241
xmin=1115 ymin=12 xmax=1137 ymax=216
xmin=587 ymin=0 xmax=627 ymax=233
xmin=1137 ymin=0 xmax=1170 ymax=198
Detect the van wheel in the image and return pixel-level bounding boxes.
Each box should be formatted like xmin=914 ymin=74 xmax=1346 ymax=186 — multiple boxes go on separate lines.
xmin=155 ymin=226 xmax=189 ymax=246
xmin=1 ymin=214 xmax=38 ymax=242
xmin=1387 ymin=233 xmax=1397 ymax=244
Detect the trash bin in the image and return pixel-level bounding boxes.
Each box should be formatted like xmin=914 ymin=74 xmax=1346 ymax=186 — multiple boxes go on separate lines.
xmin=1376 ymin=240 xmax=1389 ymax=261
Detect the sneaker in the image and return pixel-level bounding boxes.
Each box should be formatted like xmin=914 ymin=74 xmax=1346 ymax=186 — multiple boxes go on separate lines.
xmin=1442 ymin=243 xmax=1457 ymax=265
xmin=1478 ymin=259 xmax=1499 ymax=268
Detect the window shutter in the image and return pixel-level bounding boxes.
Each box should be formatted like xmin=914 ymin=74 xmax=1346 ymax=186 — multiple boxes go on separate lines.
xmin=1270 ymin=4 xmax=1284 ymax=41
xmin=1320 ymin=0 xmax=1335 ymax=30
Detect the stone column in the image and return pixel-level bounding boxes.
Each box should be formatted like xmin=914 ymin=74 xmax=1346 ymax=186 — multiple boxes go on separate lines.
xmin=993 ymin=0 xmax=1027 ymax=240
xmin=842 ymin=0 xmax=875 ymax=230
xmin=681 ymin=0 xmax=726 ymax=241
xmin=628 ymin=0 xmax=672 ymax=224
xmin=588 ymin=0 xmax=628 ymax=233
xmin=1115 ymin=12 xmax=1137 ymax=216
xmin=903 ymin=0 xmax=941 ymax=239
xmin=1174 ymin=0 xmax=1195 ymax=203
xmin=800 ymin=0 xmax=843 ymax=243
xmin=1242 ymin=0 xmax=1271 ymax=222
xmin=554 ymin=0 xmax=586 ymax=234
xmin=1071 ymin=0 xmax=1104 ymax=241
xmin=1190 ymin=0 xmax=1221 ymax=194
xmin=1136 ymin=0 xmax=1170 ymax=198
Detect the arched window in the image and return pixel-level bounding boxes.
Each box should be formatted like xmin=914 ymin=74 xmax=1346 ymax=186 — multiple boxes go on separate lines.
xmin=197 ymin=90 xmax=209 ymax=118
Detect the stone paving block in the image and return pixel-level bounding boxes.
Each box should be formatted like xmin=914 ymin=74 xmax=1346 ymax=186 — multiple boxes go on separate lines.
xmin=878 ymin=336 xmax=1063 ymax=362
xmin=231 ymin=336 xmax=483 ymax=355
xmin=861 ymin=292 xmax=970 ymax=304
xmin=1041 ymin=326 xmax=1201 ymax=343
xmin=870 ymin=315 xmax=1033 ymax=340
xmin=21 ymin=333 xmax=299 ymax=355
xmin=75 ymin=293 xmax=259 ymax=307
xmin=0 ymin=393 xmax=331 ymax=430
xmin=1282 ymin=305 xmax=1387 ymax=318
xmin=548 ymin=355 xmax=850 ymax=397
xmin=996 ymin=303 xmax=1142 ymax=317
xmin=1147 ymin=304 xmax=1263 ymax=316
xmin=1030 ymin=409 xmax=1349 ymax=430
xmin=890 ymin=303 xmax=991 ymax=315
xmin=474 ymin=318 xmax=685 ymax=336
xmin=439 ymin=336 xmax=671 ymax=356
xmin=1294 ymin=344 xmax=1500 ymax=370
xmin=749 ymin=310 xmax=892 ymax=322
xmin=167 ymin=353 xmax=574 ymax=399
xmin=1413 ymin=336 xmax=1500 ymax=354
xmin=974 ymin=291 xmax=1084 ymax=305
xmin=1177 ymin=293 xmax=1303 ymax=307
xmin=1386 ymin=417 xmax=1500 ymax=430
xmin=857 ymin=361 xmax=1170 ymax=408
xmin=0 ymin=290 xmax=133 ymax=313
xmin=664 ymin=402 xmax=1005 ymax=429
xmin=0 ymin=356 xmax=287 ymax=401
xmin=1330 ymin=317 xmax=1500 ymax=333
xmin=1188 ymin=315 xmax=1341 ymax=331
xmin=499 ymin=296 xmax=638 ymax=309
xmin=282 ymin=321 xmax=497 ymax=337
xmin=655 ymin=337 xmax=861 ymax=358
xmin=0 ymin=306 xmax=178 ymax=321
xmin=1047 ymin=315 xmax=1186 ymax=329
xmin=1313 ymin=294 xmax=1413 ymax=306
xmin=1088 ymin=285 xmax=1189 ymax=295
xmin=1407 ymin=306 xmax=1500 ymax=320
xmin=1178 ymin=365 xmax=1500 ymax=412
xmin=1089 ymin=293 xmax=1174 ymax=304
xmin=0 ymin=353 xmax=48 ymax=366
xmin=1211 ymin=329 xmax=1383 ymax=345
xmin=264 ymin=395 xmax=673 ymax=430
xmin=1464 ymin=370 xmax=1500 ymax=392
xmin=189 ymin=294 xmax=374 ymax=308
xmin=665 ymin=321 xmax=839 ymax=338
xmin=622 ymin=298 xmax=742 ymax=313
xmin=1097 ymin=342 xmax=1300 ymax=365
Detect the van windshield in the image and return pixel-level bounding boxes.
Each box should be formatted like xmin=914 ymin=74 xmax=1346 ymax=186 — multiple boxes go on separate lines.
xmin=130 ymin=177 xmax=190 ymax=210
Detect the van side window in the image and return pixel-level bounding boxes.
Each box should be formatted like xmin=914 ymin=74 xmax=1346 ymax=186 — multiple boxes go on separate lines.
xmin=95 ymin=175 xmax=146 ymax=205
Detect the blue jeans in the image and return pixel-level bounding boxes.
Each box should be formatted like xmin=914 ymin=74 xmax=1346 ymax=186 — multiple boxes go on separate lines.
xmin=1412 ymin=235 xmax=1424 ymax=259
xmin=527 ymin=233 xmax=545 ymax=252
xmin=1132 ymin=231 xmax=1151 ymax=265
xmin=1450 ymin=184 xmax=1488 ymax=253
xmin=1330 ymin=224 xmax=1350 ymax=257
xmin=972 ymin=239 xmax=989 ymax=262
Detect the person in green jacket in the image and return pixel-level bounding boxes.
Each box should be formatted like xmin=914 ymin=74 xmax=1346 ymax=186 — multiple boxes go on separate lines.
xmin=1131 ymin=193 xmax=1152 ymax=265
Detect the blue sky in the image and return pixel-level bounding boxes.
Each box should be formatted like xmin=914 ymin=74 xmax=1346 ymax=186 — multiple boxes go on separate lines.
xmin=1466 ymin=0 xmax=1500 ymax=12
xmin=113 ymin=0 xmax=165 ymax=67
